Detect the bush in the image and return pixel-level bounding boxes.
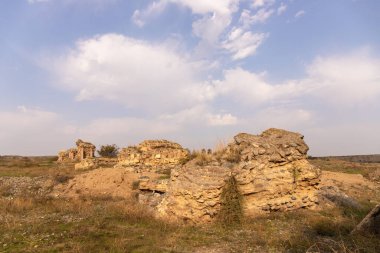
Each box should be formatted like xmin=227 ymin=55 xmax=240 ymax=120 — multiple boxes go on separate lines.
xmin=97 ymin=144 xmax=119 ymax=158
xmin=54 ymin=174 xmax=73 ymax=184
xmin=217 ymin=176 xmax=243 ymax=227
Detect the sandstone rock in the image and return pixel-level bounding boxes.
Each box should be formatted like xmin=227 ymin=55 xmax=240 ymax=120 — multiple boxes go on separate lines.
xmin=116 ymin=140 xmax=189 ymax=172
xmin=74 ymin=158 xmax=98 ymax=171
xmin=157 ymin=165 xmax=232 ymax=223
xmin=138 ymin=177 xmax=168 ymax=193
xmin=156 ymin=128 xmax=321 ymax=223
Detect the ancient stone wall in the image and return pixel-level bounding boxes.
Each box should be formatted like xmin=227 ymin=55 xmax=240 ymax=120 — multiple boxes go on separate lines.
xmin=57 ymin=139 xmax=96 ymax=162
xmin=116 ymin=140 xmax=189 ymax=172
xmin=155 ymin=128 xmax=321 ymax=223
xmin=76 ymin=139 xmax=96 ymax=160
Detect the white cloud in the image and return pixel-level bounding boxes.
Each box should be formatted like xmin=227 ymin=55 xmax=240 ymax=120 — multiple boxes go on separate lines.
xmin=277 ymin=3 xmax=287 ymax=15
xmin=160 ymin=105 xmax=238 ymax=126
xmin=52 ymin=34 xmax=214 ymax=113
xmin=40 ymin=40 xmax=380 ymax=156
xmin=305 ymin=49 xmax=380 ymax=104
xmin=131 ymin=1 xmax=168 ymax=27
xmin=213 ymin=68 xmax=311 ymax=104
xmin=251 ymin=0 xmax=275 ymax=9
xmin=53 ymin=34 xmax=380 ymax=111
xmin=222 ymin=28 xmax=268 ymax=60
xmin=239 ymin=8 xmax=274 ymax=27
xmin=294 ymin=10 xmax=306 ymax=18
xmin=133 ymin=0 xmax=240 ymax=57
xmin=0 ymin=107 xmax=68 ymax=155
xmin=208 ymin=113 xmax=238 ymax=126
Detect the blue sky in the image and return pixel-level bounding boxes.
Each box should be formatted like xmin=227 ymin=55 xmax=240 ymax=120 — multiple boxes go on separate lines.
xmin=1 ymin=0 xmax=380 ymax=156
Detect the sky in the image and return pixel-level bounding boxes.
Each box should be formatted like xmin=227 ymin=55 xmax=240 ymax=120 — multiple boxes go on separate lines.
xmin=0 ymin=0 xmax=380 ymax=156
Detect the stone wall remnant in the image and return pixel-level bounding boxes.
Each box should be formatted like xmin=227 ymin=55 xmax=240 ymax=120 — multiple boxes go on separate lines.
xmin=116 ymin=140 xmax=189 ymax=172
xmin=57 ymin=139 xmax=96 ymax=162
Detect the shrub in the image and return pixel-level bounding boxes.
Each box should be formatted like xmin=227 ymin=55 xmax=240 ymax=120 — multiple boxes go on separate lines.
xmin=54 ymin=174 xmax=73 ymax=184
xmin=97 ymin=144 xmax=119 ymax=158
xmin=217 ymin=176 xmax=243 ymax=227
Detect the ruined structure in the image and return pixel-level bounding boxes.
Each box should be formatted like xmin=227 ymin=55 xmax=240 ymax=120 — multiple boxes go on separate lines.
xmin=76 ymin=139 xmax=96 ymax=160
xmin=57 ymin=148 xmax=78 ymax=162
xmin=115 ymin=140 xmax=189 ymax=172
xmin=139 ymin=129 xmax=321 ymax=223
xmin=57 ymin=139 xmax=96 ymax=162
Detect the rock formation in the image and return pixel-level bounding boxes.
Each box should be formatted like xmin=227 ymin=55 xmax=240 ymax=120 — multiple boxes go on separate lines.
xmin=116 ymin=140 xmax=189 ymax=172
xmin=154 ymin=128 xmax=321 ymax=223
xmin=57 ymin=139 xmax=96 ymax=162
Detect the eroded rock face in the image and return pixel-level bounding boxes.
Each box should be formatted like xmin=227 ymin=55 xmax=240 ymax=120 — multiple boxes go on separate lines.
xmin=116 ymin=140 xmax=189 ymax=172
xmin=228 ymin=128 xmax=320 ymax=215
xmin=74 ymin=158 xmax=98 ymax=171
xmin=156 ymin=128 xmax=321 ymax=223
xmin=157 ymin=166 xmax=232 ymax=223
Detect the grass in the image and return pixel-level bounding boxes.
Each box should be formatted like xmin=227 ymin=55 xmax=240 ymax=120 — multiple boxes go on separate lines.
xmin=309 ymin=158 xmax=380 ymax=180
xmin=1 ymin=156 xmax=380 ymax=252
xmin=0 ymin=156 xmax=79 ymax=178
xmin=1 ymin=194 xmax=380 ymax=252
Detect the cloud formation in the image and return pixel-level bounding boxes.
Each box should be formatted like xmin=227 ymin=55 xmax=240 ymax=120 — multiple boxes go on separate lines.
xmin=53 ymin=34 xmax=213 ymax=113
xmin=132 ymin=0 xmax=279 ymax=60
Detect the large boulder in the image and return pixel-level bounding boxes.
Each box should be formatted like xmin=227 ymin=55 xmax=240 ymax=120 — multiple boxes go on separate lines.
xmin=156 ymin=128 xmax=321 ymax=223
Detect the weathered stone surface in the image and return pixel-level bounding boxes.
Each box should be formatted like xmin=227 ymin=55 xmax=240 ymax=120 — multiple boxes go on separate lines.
xmin=57 ymin=139 xmax=96 ymax=162
xmin=74 ymin=158 xmax=98 ymax=171
xmin=116 ymin=140 xmax=189 ymax=172
xmin=76 ymin=139 xmax=96 ymax=160
xmin=138 ymin=177 xmax=168 ymax=193
xmin=57 ymin=148 xmax=77 ymax=162
xmin=157 ymin=165 xmax=232 ymax=223
xmin=156 ymin=128 xmax=321 ymax=223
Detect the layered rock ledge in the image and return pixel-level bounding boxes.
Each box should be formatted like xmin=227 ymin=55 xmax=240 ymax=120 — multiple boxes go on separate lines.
xmin=154 ymin=128 xmax=321 ymax=223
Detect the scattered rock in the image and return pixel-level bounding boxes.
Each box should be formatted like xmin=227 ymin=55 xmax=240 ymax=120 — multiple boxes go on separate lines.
xmin=74 ymin=158 xmax=98 ymax=171
xmin=352 ymin=203 xmax=380 ymax=236
xmin=317 ymin=185 xmax=361 ymax=210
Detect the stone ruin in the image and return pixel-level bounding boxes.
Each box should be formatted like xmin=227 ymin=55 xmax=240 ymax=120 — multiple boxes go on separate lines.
xmin=115 ymin=140 xmax=189 ymax=173
xmin=137 ymin=128 xmax=321 ymax=223
xmin=57 ymin=139 xmax=96 ymax=162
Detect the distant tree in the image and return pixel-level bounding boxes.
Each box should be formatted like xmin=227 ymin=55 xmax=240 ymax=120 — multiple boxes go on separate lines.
xmin=97 ymin=144 xmax=119 ymax=158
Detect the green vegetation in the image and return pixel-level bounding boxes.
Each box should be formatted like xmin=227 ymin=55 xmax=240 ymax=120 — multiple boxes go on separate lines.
xmin=217 ymin=177 xmax=242 ymax=227
xmin=97 ymin=144 xmax=119 ymax=158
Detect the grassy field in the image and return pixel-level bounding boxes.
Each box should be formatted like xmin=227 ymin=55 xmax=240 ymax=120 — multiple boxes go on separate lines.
xmin=0 ymin=157 xmax=379 ymax=252
xmin=309 ymin=158 xmax=380 ymax=180
xmin=0 ymin=156 xmax=77 ymax=178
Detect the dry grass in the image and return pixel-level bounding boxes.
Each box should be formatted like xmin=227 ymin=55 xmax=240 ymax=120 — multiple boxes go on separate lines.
xmin=1 ymin=194 xmax=380 ymax=252
xmin=1 ymin=156 xmax=380 ymax=252
xmin=309 ymin=158 xmax=380 ymax=180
